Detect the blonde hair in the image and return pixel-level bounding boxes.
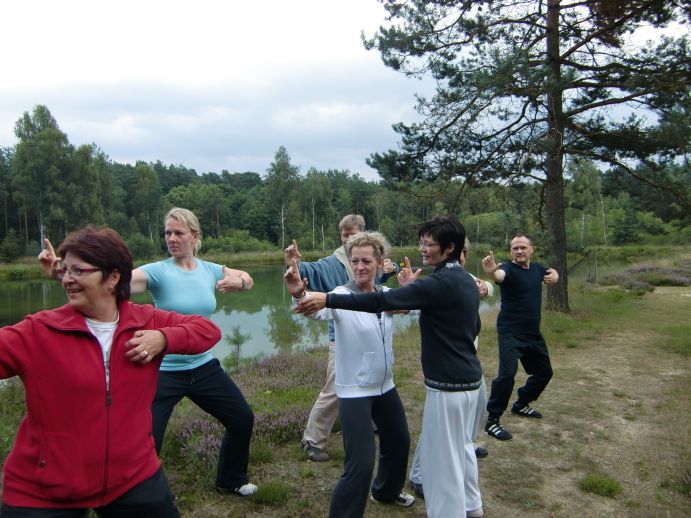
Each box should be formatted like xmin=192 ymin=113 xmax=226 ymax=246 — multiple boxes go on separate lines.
xmin=165 ymin=207 xmax=202 ymax=255
xmin=345 ymin=231 xmax=390 ymax=261
xmin=338 ymin=214 xmax=365 ymax=232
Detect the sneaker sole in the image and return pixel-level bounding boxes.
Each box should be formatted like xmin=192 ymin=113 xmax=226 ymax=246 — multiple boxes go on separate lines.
xmin=511 ymin=410 xmax=543 ymax=419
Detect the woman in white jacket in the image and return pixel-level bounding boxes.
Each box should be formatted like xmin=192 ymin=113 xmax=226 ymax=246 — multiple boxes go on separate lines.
xmin=285 ymin=231 xmax=414 ymax=517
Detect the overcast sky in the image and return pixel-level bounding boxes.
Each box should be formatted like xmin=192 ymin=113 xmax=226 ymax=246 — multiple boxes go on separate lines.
xmin=0 ymin=0 xmax=432 ymax=180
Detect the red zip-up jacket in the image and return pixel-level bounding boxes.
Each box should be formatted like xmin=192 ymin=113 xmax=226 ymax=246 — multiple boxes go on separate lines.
xmin=0 ymin=300 xmax=221 ymax=508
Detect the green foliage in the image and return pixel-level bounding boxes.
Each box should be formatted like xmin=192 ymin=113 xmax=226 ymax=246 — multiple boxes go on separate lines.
xmin=578 ymin=473 xmax=622 ymax=498
xmin=364 ymin=0 xmax=690 ymax=312
xmin=125 ymin=233 xmax=160 ymax=259
xmin=0 ymin=379 xmax=26 ymax=465
xmin=0 ymin=228 xmax=24 ymax=261
xmin=0 ymin=104 xmax=688 ymax=270
xmin=204 ymin=230 xmax=275 ymax=254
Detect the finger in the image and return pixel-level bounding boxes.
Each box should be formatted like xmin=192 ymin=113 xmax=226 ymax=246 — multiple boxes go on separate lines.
xmin=403 ymin=256 xmax=412 ymax=270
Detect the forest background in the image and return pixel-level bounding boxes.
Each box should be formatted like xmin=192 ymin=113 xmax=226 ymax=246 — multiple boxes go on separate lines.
xmin=0 ymin=105 xmax=688 ymax=266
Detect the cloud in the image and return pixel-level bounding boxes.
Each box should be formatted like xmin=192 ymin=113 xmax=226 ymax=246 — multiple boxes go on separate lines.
xmin=0 ymin=0 xmax=433 ymax=179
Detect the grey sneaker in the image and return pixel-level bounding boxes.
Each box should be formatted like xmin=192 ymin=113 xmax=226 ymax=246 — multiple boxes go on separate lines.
xmin=301 ymin=440 xmax=330 ymax=462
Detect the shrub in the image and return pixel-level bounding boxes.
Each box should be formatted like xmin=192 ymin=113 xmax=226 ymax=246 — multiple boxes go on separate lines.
xmin=0 ymin=229 xmax=25 ymax=262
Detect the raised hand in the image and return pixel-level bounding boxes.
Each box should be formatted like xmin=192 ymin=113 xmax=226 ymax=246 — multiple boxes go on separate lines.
xmin=37 ymin=238 xmax=61 ymax=279
xmin=284 ymin=260 xmax=309 ymax=298
xmin=397 ymin=256 xmax=422 ymax=286
xmin=481 ymin=251 xmax=498 ymax=274
xmin=284 ymin=239 xmax=301 ymax=266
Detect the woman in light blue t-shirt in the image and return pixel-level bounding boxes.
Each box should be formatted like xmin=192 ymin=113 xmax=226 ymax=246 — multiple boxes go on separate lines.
xmin=130 ymin=207 xmax=258 ymax=497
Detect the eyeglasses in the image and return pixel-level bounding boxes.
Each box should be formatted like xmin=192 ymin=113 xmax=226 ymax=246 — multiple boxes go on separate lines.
xmin=419 ymin=241 xmax=440 ymax=250
xmin=55 ymin=266 xmax=102 ymax=280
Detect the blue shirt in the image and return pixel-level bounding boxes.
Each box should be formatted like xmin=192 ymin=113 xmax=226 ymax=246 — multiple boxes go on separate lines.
xmin=140 ymin=257 xmax=222 ymax=371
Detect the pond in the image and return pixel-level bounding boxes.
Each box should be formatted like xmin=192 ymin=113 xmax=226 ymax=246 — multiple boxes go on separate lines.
xmin=0 ymin=260 xmax=496 ymax=362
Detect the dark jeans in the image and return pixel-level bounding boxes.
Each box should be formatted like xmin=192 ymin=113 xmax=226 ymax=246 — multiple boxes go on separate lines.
xmin=486 ymin=333 xmax=553 ymax=420
xmin=152 ymin=358 xmax=254 ymax=489
xmin=1 ymin=468 xmax=179 ymax=518
xmin=328 ymin=388 xmax=410 ymax=518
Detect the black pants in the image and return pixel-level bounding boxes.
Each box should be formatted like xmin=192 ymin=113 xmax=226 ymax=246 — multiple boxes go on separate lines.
xmin=486 ymin=333 xmax=553 ymax=420
xmin=1 ymin=468 xmax=179 ymax=518
xmin=152 ymin=358 xmax=254 ymax=490
xmin=328 ymin=388 xmax=410 ymax=518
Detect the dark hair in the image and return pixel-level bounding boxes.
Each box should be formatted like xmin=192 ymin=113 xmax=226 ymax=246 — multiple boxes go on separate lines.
xmin=57 ymin=226 xmax=133 ymax=302
xmin=418 ymin=216 xmax=466 ymax=262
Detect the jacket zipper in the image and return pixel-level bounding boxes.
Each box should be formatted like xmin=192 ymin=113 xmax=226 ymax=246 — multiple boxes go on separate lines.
xmin=379 ymin=313 xmax=388 ymax=394
xmin=101 ymin=346 xmax=112 ymax=501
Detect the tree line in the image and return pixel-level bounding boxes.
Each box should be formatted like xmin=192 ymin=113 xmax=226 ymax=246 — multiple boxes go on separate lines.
xmin=0 ymin=105 xmax=687 ymax=265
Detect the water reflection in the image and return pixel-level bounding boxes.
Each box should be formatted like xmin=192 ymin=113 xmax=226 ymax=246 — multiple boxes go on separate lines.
xmin=0 ymin=262 xmax=495 ymax=361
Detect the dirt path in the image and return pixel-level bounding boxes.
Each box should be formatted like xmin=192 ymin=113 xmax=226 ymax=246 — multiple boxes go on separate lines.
xmin=477 ymin=288 xmax=690 ymax=517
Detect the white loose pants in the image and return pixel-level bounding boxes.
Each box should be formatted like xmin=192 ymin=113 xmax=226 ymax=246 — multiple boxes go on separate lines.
xmin=419 ymin=387 xmax=482 ymax=518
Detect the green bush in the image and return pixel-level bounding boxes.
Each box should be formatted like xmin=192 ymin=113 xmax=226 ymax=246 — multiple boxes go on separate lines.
xmin=1 ymin=229 xmax=25 ymax=262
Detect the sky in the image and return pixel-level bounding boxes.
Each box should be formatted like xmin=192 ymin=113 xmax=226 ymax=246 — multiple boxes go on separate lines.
xmin=0 ymin=0 xmax=432 ymax=180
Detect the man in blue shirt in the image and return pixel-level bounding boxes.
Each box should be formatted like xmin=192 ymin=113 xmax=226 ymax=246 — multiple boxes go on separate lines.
xmin=481 ymin=234 xmax=559 ymax=441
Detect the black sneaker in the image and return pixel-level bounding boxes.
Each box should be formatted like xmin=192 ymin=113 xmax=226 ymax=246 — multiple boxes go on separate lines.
xmin=475 ymin=446 xmax=489 ymax=458
xmin=511 ymin=405 xmax=543 ymax=419
xmin=485 ymin=420 xmax=513 ymax=441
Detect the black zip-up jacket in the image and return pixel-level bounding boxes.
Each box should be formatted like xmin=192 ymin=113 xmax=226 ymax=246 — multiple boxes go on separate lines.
xmin=327 ymin=260 xmax=481 ymax=391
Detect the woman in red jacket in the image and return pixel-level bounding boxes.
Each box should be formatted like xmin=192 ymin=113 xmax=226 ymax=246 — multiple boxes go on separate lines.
xmin=0 ymin=226 xmax=221 ymax=517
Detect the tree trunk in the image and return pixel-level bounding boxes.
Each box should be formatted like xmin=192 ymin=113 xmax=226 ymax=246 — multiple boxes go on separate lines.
xmin=545 ymin=0 xmax=570 ymax=313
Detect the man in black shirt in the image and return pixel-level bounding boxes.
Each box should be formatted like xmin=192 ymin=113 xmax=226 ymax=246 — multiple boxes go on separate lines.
xmin=481 ymin=234 xmax=559 ymax=441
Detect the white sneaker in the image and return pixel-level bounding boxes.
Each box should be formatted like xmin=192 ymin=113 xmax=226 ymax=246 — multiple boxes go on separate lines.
xmin=232 ymin=483 xmax=258 ymax=496
xmin=370 ymin=491 xmax=416 ymax=507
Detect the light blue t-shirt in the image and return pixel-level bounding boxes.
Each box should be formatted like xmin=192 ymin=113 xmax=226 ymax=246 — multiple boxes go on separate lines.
xmin=140 ymin=257 xmax=222 ymax=371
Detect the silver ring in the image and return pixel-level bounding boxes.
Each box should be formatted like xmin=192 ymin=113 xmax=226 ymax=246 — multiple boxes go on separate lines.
xmin=141 ymin=351 xmax=148 ymax=357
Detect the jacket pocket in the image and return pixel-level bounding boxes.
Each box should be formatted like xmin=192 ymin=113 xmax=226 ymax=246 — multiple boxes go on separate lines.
xmin=355 ymin=352 xmax=386 ymax=386
xmin=34 ymin=432 xmax=89 ymax=500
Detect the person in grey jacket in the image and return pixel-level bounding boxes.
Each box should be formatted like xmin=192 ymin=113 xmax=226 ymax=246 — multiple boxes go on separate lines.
xmin=286 ymin=231 xmax=414 ymax=517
